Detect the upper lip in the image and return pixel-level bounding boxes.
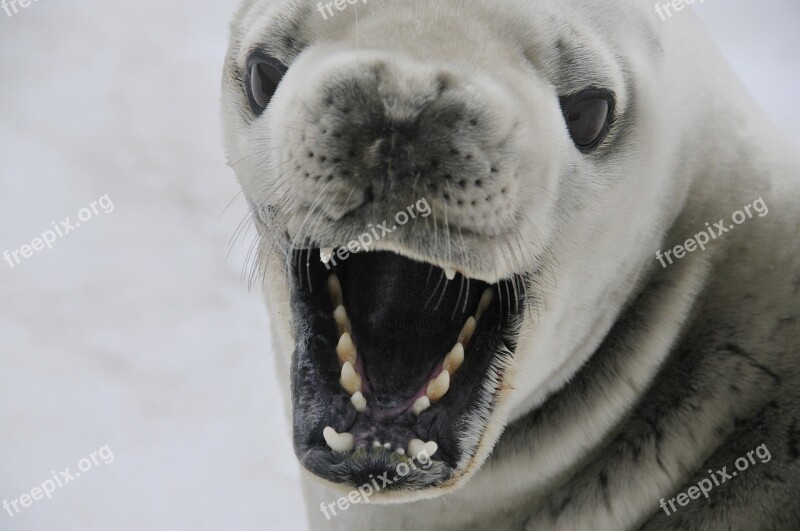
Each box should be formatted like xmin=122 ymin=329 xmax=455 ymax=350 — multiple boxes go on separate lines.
xmin=286 ymin=247 xmax=526 ymax=490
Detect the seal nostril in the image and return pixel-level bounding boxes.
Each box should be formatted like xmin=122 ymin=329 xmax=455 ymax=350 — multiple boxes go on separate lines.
xmin=475 ymin=179 xmax=483 ymax=188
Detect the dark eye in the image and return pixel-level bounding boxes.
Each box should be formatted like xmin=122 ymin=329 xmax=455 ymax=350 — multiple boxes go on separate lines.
xmin=246 ymin=55 xmax=287 ymax=115
xmin=560 ymin=88 xmax=615 ymax=153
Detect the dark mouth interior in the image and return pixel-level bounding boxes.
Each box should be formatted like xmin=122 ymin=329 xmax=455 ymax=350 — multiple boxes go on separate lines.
xmin=289 ymin=248 xmax=524 ymax=489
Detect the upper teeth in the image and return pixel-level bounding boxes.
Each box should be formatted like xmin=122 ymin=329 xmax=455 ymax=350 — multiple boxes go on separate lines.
xmin=444 ymin=268 xmax=456 ymax=280
xmin=457 ymin=316 xmax=477 ymax=346
xmin=320 ymin=247 xmax=334 ymax=264
xmin=327 ymin=274 xmax=343 ymax=308
xmin=476 ymin=288 xmax=493 ymax=321
xmin=334 ymin=305 xmax=350 ymax=334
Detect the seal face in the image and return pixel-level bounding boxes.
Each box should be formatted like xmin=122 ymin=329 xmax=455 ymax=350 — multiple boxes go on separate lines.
xmin=224 ymin=1 xmax=800 ymax=527
xmin=220 ymin=0 xmax=643 ymax=498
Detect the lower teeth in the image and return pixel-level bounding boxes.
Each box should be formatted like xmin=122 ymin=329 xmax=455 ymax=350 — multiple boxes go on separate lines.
xmin=322 ymin=427 xmax=439 ymax=460
xmin=323 ymin=427 xmax=355 ymax=453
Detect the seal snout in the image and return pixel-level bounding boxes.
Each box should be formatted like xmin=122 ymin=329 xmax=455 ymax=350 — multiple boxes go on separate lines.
xmin=280 ymin=56 xmax=520 ymax=231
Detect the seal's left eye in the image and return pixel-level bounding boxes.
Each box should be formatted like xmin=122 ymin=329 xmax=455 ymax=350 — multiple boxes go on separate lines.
xmin=246 ymin=55 xmax=287 ymax=115
xmin=560 ymin=88 xmax=615 ymax=153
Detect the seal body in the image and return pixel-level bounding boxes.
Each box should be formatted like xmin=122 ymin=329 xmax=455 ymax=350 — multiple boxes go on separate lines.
xmin=221 ymin=0 xmax=800 ymax=528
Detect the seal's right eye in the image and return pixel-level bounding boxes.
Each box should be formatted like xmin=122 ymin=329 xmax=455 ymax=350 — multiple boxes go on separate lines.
xmin=246 ymin=54 xmax=287 ymax=115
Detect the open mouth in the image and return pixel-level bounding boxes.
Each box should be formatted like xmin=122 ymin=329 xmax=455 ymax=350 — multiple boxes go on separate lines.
xmin=288 ymin=247 xmax=525 ymax=495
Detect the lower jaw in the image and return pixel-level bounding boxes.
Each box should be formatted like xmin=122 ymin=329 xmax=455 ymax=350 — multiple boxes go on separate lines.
xmin=292 ymin=337 xmax=516 ymax=492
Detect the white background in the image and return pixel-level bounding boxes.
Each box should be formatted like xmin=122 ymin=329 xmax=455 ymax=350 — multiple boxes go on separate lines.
xmin=0 ymin=1 xmax=797 ymax=530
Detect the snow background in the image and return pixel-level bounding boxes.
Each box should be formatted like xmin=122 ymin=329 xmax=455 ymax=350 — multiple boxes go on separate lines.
xmin=0 ymin=1 xmax=797 ymax=530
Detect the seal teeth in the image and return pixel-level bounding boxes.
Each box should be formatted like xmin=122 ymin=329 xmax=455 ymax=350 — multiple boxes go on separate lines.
xmin=323 ymin=427 xmax=354 ymax=452
xmin=340 ymin=361 xmax=362 ymax=395
xmin=334 ymin=305 xmax=351 ymax=334
xmin=443 ymin=343 xmax=465 ymax=374
xmin=426 ymin=370 xmax=450 ymax=402
xmin=322 ymin=272 xmax=489 ymax=462
xmin=336 ymin=332 xmax=357 ymax=366
xmin=327 ymin=274 xmax=343 ymax=308
xmin=476 ymin=288 xmax=494 ymax=321
xmin=320 ymin=247 xmax=334 ymax=265
xmin=408 ymin=439 xmax=438 ymax=458
xmin=458 ymin=316 xmax=477 ymax=346
xmin=411 ymin=395 xmax=431 ymax=415
xmin=350 ymin=391 xmax=367 ymax=412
